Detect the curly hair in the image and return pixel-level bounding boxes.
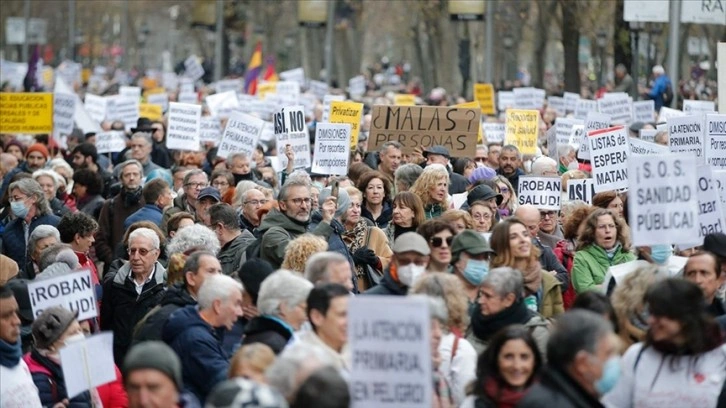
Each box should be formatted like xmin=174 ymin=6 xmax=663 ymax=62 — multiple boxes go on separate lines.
xmin=576 ymin=208 xmax=631 ymax=251
xmin=562 ymin=204 xmax=594 ymax=241
xmin=490 ymin=217 xmax=541 ymax=269
xmin=440 ymin=210 xmax=474 ymax=231
xmin=357 ymin=170 xmax=392 ymax=207
xmin=409 ymin=164 xmax=450 ymax=208
xmin=57 ymin=212 xmax=98 ymax=243
xmin=281 ymin=234 xmax=328 ymax=274
xmin=166 ymin=224 xmax=220 ymax=257
xmin=409 ymin=273 xmax=469 ymax=333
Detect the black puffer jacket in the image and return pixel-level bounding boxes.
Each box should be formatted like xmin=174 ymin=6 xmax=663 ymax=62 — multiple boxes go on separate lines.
xmin=517 ymin=365 xmax=605 ymax=408
xmin=133 ymin=283 xmax=196 ymax=344
xmin=241 ymin=315 xmax=294 ymax=355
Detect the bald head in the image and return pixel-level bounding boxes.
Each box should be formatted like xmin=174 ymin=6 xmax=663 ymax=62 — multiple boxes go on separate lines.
xmin=514 ymin=204 xmax=540 ymax=237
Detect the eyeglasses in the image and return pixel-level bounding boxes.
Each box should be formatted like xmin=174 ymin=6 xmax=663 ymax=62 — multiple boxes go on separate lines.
xmin=539 ymin=211 xmax=557 ymax=219
xmin=474 ymin=157 xmax=487 ymax=162
xmin=244 ymin=199 xmax=268 ymax=206
xmin=128 ymin=247 xmax=156 ymax=256
xmin=212 ymin=181 xmax=229 ymax=188
xmin=185 ymin=182 xmax=207 ymax=189
xmin=430 ymin=236 xmax=453 ymax=248
xmin=472 ymin=213 xmax=492 ymax=221
xmin=287 ymin=197 xmax=312 ymax=206
xmin=9 ymin=195 xmax=28 ymax=203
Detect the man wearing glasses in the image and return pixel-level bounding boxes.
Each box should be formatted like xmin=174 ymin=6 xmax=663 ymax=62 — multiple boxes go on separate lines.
xmin=239 ymin=189 xmax=268 ymax=233
xmin=162 ymin=169 xmax=208 ymax=232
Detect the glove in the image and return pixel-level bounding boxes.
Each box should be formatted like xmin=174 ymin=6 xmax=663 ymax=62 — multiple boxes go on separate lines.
xmin=353 ymin=247 xmax=378 ymax=267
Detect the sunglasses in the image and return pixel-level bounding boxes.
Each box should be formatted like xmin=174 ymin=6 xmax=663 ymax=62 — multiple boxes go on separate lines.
xmin=430 ymin=236 xmax=454 ymax=248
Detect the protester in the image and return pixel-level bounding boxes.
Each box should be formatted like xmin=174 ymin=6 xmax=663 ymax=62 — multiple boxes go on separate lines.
xmin=592 ymin=191 xmax=624 ymax=219
xmin=492 ymin=175 xmax=517 ymax=217
xmin=364 ymin=232 xmax=430 ymax=296
xmin=385 ymin=191 xmax=425 ymax=245
xmin=1 ymin=143 xmax=49 ymax=197
xmin=25 ymin=224 xmax=60 ymax=278
xmin=357 ymin=170 xmax=392 ymax=229
xmin=194 ymin=187 xmax=221 ymax=226
xmin=72 ymin=168 xmax=105 ymax=217
xmin=70 ymin=142 xmax=115 ymax=198
xmin=410 ymin=164 xmax=450 ymax=219
xmin=265 ymin=342 xmax=336 ymax=403
xmin=32 ymin=169 xmax=71 ymax=218
xmin=300 ymin=283 xmax=350 ymax=372
xmin=393 ymin=162 xmax=423 ymax=192
xmin=423 ymin=145 xmax=469 ymax=194
xmin=238 ymin=188 xmax=268 ymax=233
xmin=124 ymin=178 xmax=173 ymax=229
xmin=162 ymin=169 xmax=208 ymax=229
xmin=369 ymin=141 xmax=402 ymax=184
xmin=128 ymin=133 xmax=163 ymax=176
xmin=571 ymin=291 xmax=618 ymax=330
xmin=554 ymin=204 xmax=593 ymax=309
xmin=513 ymin=205 xmax=569 ymax=288
xmin=291 ymin=366 xmax=350 ymax=408
xmin=210 ymin=169 xmax=234 ymax=202
xmin=496 ymin=145 xmax=524 ymax=194
xmin=450 ymin=230 xmax=495 ymax=312
xmin=281 ymin=233 xmax=328 ymax=274
xmin=683 ymin=250 xmax=725 ymax=317
xmin=166 ymin=211 xmax=195 ymax=239
xmin=469 ymin=200 xmax=496 ymax=234
xmin=206 ymin=378 xmax=287 ymax=408
xmin=227 ymin=343 xmax=275 ymax=381
xmin=209 ymin=203 xmax=256 ymax=275
xmin=304 ymin=252 xmax=355 ymax=292
xmin=417 ymin=219 xmax=456 ymax=273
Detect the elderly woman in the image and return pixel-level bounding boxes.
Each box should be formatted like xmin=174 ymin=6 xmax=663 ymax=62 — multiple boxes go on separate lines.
xmin=211 ymin=169 xmax=235 ymax=204
xmin=465 ymin=267 xmax=550 ymax=358
xmin=394 ymin=163 xmax=423 ymax=193
xmin=25 ymin=225 xmax=60 ymax=278
xmin=385 ymin=191 xmax=425 ymax=246
xmin=410 ymin=164 xmax=450 ymax=219
xmin=357 ymin=171 xmax=393 ymax=229
xmin=469 ymin=201 xmax=497 ymax=235
xmin=572 ymin=208 xmax=636 ymax=294
xmin=2 ymin=178 xmax=60 ymax=272
xmin=440 ymin=210 xmax=474 ymax=235
xmin=281 ymin=234 xmax=329 ymax=274
xmin=242 ymin=270 xmax=314 ymax=354
xmin=490 ymin=219 xmax=564 ymax=319
xmin=417 ymin=219 xmax=457 ymax=273
xmin=32 ymin=169 xmax=71 ymax=218
xmin=554 ymin=204 xmax=593 ymax=309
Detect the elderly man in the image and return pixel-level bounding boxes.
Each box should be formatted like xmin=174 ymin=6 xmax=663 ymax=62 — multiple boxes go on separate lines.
xmin=194 ymin=187 xmax=221 ymax=227
xmin=209 ymin=203 xmax=255 ymax=276
xmin=364 ymin=232 xmax=430 ymax=296
xmin=162 ymin=169 xmax=208 ymax=231
xmin=496 ymin=145 xmax=524 ymax=194
xmin=128 ymin=133 xmax=162 ymax=176
xmin=369 ymin=141 xmax=402 ymax=183
xmin=531 ymin=156 xmax=559 ymax=177
xmin=242 ymin=270 xmax=314 ymax=354
xmin=487 ymin=142 xmax=502 ymax=170
xmin=238 ymin=188 xmax=267 ymax=233
xmin=304 ymin=252 xmax=354 ymax=292
xmin=96 ymin=160 xmax=145 ymax=269
xmin=394 ymin=163 xmax=423 ymax=193
xmin=423 ymin=145 xmax=470 ymax=194
xmin=684 ymin=251 xmax=725 ymax=317
xmin=163 ymin=274 xmax=243 ymax=403
xmin=557 ymin=144 xmax=579 ymax=174
xmin=227 ymin=152 xmax=258 ymax=185
xmin=123 ymin=341 xmax=189 ymax=408
xmin=300 ymin=283 xmax=350 ymax=371
xmin=101 ymin=228 xmax=167 ymax=366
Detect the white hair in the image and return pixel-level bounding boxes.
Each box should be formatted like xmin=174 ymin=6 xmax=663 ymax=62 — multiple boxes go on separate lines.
xmin=166 ymin=224 xmax=221 ymax=256
xmin=304 ymin=252 xmax=348 ymax=284
xmin=530 ymin=156 xmax=558 ymax=176
xmin=197 ymin=274 xmax=243 ymax=310
xmin=129 ymin=228 xmax=161 ymax=250
xmin=28 ymin=225 xmax=60 ymax=255
xmin=257 ymin=270 xmax=313 ymax=317
xmin=32 ymin=169 xmax=60 ymax=189
xmin=652 ymin=65 xmax=665 ymax=75
xmin=265 ymin=342 xmax=336 ymax=399
xmin=48 ymin=158 xmax=73 ymax=175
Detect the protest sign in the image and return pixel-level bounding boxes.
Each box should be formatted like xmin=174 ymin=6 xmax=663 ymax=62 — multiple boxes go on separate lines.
xmin=695 ymin=165 xmax=725 ymax=240
xmin=349 ymin=296 xmax=432 ymax=408
xmin=658 ymin=106 xmax=685 ymax=122
xmin=482 ymin=122 xmax=505 ymax=144
xmin=183 ymin=55 xmax=205 ymax=81
xmin=114 ymin=96 xmax=140 ymax=131
xmin=393 ymin=94 xmax=416 ymax=106
xmin=555 ymin=118 xmax=583 ymax=149
xmin=602 ymin=260 xmax=652 ymax=290
xmin=579 ymin=112 xmax=612 ymax=160
xmin=180 ymin=77 xmax=195 ymax=94
xmin=547 ymin=96 xmax=567 ymax=116
xmin=564 ymin=92 xmax=580 ymax=113
xmin=166 ymin=102 xmax=201 ymax=151
xmin=177 ymin=92 xmax=198 ymax=105
xmin=589 ymin=126 xmax=630 ymax=192
xmin=274 ymin=106 xmax=311 ymax=168
xmin=95 ymin=131 xmax=126 ymax=154
xmin=705 ymin=114 xmax=726 ymax=169
xmin=312 ymin=123 xmax=351 ymax=176
xmin=206 ymin=91 xmax=240 ymax=119
xmin=54 ymin=78 xmax=100 ymax=134
xmin=640 ymin=129 xmax=657 ymax=142
xmin=0 ymin=92 xmax=53 ymax=133
xmin=279 ymin=67 xmax=306 ymax=88
xmin=53 ymin=92 xmax=76 ymax=139
xmin=454 ymin=101 xmax=484 ymax=142
xmin=629 ymin=137 xmax=670 ymax=155
xmin=309 ymin=80 xmax=329 ymax=100
xmin=256 ymin=82 xmax=277 ymax=99
xmin=145 ymin=92 xmax=168 ymax=112
xmin=27 ymin=270 xmax=97 ymax=321
xmin=518 ymin=177 xmax=561 ymax=210
xmin=60 ymin=332 xmax=116 ymax=399
xmin=276 ymin=81 xmax=301 ymax=106
xmin=162 ymin=72 xmax=179 ymax=91
xmin=199 ymin=116 xmax=222 ymax=146
xmin=668 ymin=114 xmax=705 ymax=164
xmin=370 ymin=105 xmax=481 ymax=156
xmin=546 ymin=125 xmax=557 ymax=161
xmin=567 ymin=178 xmax=596 ymax=204
xmin=597 ymin=94 xmax=632 ymax=125
xmin=683 ymin=100 xmax=716 ymax=115
xmin=628 ymin=153 xmax=699 ymax=246
xmin=473 ymin=83 xmax=496 ymax=115
xmin=504 ymin=109 xmax=539 ymax=155
xmin=217 ymin=112 xmax=264 ymax=159
xmin=119 ymin=86 xmax=141 ymax=100
xmin=215 ymin=79 xmax=241 ymax=94
xmin=513 ymin=87 xmax=544 ymax=110
xmin=632 ymin=100 xmax=655 ymax=123
xmin=139 ymin=103 xmax=162 ymax=121
xmin=329 ymin=101 xmax=363 ymax=148
xmin=322 ymin=94 xmax=345 ymax=123
xmin=574 ymin=99 xmax=598 ymax=120
xmin=349 ymin=75 xmax=366 ymax=98
xmin=56 ymin=60 xmax=82 ymax=87
xmin=497 ymin=91 xmax=515 ymax=111
xmin=570 ymin=125 xmax=585 ymax=150
xmin=715 ymin=170 xmax=726 ymax=220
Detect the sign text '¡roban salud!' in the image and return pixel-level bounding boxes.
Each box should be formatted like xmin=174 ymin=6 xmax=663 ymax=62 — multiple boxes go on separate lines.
xmin=0 ymin=92 xmax=54 ymax=134
xmin=369 ymin=105 xmax=481 ymax=157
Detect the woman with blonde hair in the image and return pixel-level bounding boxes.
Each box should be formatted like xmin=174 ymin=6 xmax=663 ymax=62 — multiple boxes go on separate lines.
xmin=410 ymin=164 xmax=450 ymax=219
xmin=440 ymin=210 xmax=474 ymax=235
xmin=490 ymin=218 xmax=564 ymax=319
xmin=228 ymin=343 xmax=276 ymax=382
xmin=281 ymin=234 xmax=328 ymax=274
xmin=492 ymin=175 xmax=518 ymax=217
xmin=410 ymin=274 xmax=477 ymax=405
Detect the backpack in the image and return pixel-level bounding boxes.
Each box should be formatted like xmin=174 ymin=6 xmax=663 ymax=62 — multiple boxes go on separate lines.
xmin=662 ymin=81 xmax=674 ymax=105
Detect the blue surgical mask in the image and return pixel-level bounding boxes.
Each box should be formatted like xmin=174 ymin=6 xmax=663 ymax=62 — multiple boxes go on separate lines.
xmin=650 ymin=244 xmax=672 ymax=265
xmin=594 ymin=355 xmax=621 ymax=395
xmin=462 ymin=259 xmax=489 ymax=286
xmin=10 ymin=201 xmax=29 ymax=219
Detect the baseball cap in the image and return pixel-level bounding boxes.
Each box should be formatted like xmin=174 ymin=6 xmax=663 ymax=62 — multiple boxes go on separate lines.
xmin=392 ymin=232 xmax=430 ymax=256
xmin=198 ymin=187 xmax=221 ymax=202
xmin=451 ymin=230 xmax=495 ymax=262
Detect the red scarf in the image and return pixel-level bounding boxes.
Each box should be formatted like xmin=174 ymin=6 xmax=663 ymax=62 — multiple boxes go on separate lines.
xmin=484 ymin=378 xmax=528 ymax=408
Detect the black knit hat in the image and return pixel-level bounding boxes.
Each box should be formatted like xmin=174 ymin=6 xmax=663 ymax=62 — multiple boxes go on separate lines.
xmin=238 ymin=259 xmax=275 ymax=305
xmin=123 ymin=341 xmax=183 ymax=390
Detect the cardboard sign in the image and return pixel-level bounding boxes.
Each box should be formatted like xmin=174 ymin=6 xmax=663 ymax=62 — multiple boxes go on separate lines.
xmin=504 ymin=109 xmax=539 ymax=155
xmin=628 ymin=153 xmax=699 ymax=246
xmin=518 ymin=176 xmax=561 ymax=210
xmin=199 ymin=116 xmax=222 ymax=146
xmin=96 ymin=131 xmax=127 ymax=154
xmin=27 ymin=270 xmax=97 ymax=321
xmin=393 ymin=94 xmax=416 ymax=106
xmin=309 ymin=80 xmax=329 ymax=100
xmin=348 ymin=296 xmax=432 ymax=408
xmin=0 ymin=92 xmax=53 ymax=133
xmin=683 ymin=100 xmax=716 ymax=115
xmin=114 ymin=97 xmax=140 ymax=131
xmin=60 ymin=332 xmax=116 ymax=399
xmin=217 ymin=112 xmax=264 ymax=159
xmin=274 ymin=106 xmax=311 ymax=169
xmin=370 ymin=105 xmax=481 ymax=156
xmin=279 ymin=67 xmax=306 ymax=88
xmin=322 ymin=94 xmax=345 ymax=123
xmin=574 ymin=99 xmax=598 ymax=120
xmin=548 ymin=96 xmax=566 ymax=116
xmin=705 ymin=114 xmax=726 ymax=169
xmin=166 ymin=102 xmax=201 ymax=151
xmin=183 ymin=55 xmax=205 ymax=81
xmin=329 ymin=101 xmax=363 ymax=149
xmin=348 ymin=75 xmax=366 ymax=98
xmin=473 ymin=83 xmax=496 ymax=115
xmin=215 ymin=79 xmax=241 ymax=94
xmin=312 ymin=123 xmax=351 ymax=176
xmin=567 ymin=178 xmax=596 ymax=204
xmin=668 ymin=114 xmax=705 ymax=164
xmin=497 ymin=91 xmax=515 ymax=111
xmin=630 ymin=137 xmax=671 ymax=155
xmin=597 ymin=95 xmax=632 ymax=125
xmin=695 ymin=165 xmax=725 ymax=240
xmin=482 ymin=122 xmax=505 ymax=144
xmin=564 ymin=92 xmax=580 ymax=113
xmin=632 ymin=100 xmax=655 ymax=123
xmin=579 ymin=112 xmax=612 ymax=160
xmin=53 ymin=93 xmax=76 ymax=138
xmin=206 ymin=91 xmax=240 ymax=119
xmin=139 ymin=103 xmax=162 ymax=120
xmin=589 ymin=126 xmax=630 ymax=192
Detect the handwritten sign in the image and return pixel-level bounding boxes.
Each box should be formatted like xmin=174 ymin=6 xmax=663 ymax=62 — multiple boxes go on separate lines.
xmin=518 ymin=176 xmax=561 ymax=210
xmin=567 ymin=178 xmax=596 ymax=204
xmin=597 ymin=94 xmax=632 ymax=125
xmin=505 ymin=109 xmax=539 ymax=155
xmin=329 ymin=101 xmax=363 ymax=148
xmin=95 ymin=131 xmax=127 ymax=154
xmin=312 ymin=123 xmax=351 ymax=176
xmin=28 ymin=270 xmax=97 ymax=321
xmin=274 ymin=106 xmax=311 ymax=168
xmin=630 ymin=138 xmax=670 ymax=156
xmin=695 ymin=165 xmax=725 ymax=240
xmin=60 ymin=332 xmax=116 ymax=399
xmin=370 ymin=105 xmax=480 ymax=156
xmin=632 ymin=100 xmax=655 ymax=123
xmin=669 ymin=114 xmax=705 ymax=164
xmin=166 ymin=102 xmax=201 ymax=151
xmin=199 ymin=117 xmax=222 ymax=146
xmin=473 ymin=83 xmax=496 ymax=115
xmin=589 ymin=126 xmax=630 ymax=192
xmin=217 ymin=112 xmax=264 ymax=159
xmin=706 ymin=114 xmax=726 ymax=169
xmin=0 ymin=92 xmax=53 ymax=133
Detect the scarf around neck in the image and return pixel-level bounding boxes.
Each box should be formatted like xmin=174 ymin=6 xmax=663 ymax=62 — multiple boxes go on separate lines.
xmin=483 ymin=377 xmax=528 ymax=408
xmin=471 ymin=299 xmax=532 ymax=342
xmin=0 ymin=337 xmax=22 ymax=367
xmin=520 ymin=263 xmax=542 ymax=295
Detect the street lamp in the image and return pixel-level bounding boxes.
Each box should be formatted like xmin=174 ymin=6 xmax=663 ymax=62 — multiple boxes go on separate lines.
xmin=630 ymin=21 xmax=644 ymax=99
xmin=502 ymin=34 xmax=514 ymax=82
xmin=596 ymin=30 xmax=607 ymax=87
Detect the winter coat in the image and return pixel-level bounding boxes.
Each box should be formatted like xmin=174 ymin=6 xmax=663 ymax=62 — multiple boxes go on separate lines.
xmin=100 ymin=261 xmax=166 ymax=366
xmin=241 ymin=315 xmax=294 ymax=355
xmin=466 ymin=313 xmax=550 ymax=359
xmin=2 ymin=213 xmax=60 ymax=277
xmin=162 ymin=305 xmax=229 ymax=404
xmin=96 ymin=365 xmax=128 ymax=408
xmin=218 ymin=230 xmax=256 ymax=276
xmin=49 ymin=197 xmax=71 ymax=218
xmin=361 ymin=201 xmax=393 ymax=229
xmin=540 ymin=272 xmax=564 ymax=319
xmin=448 ymin=171 xmax=470 ymax=195
xmin=363 ymin=268 xmax=407 ymax=296
xmin=124 ymin=204 xmax=163 ymax=230
xmin=536 ymin=239 xmax=569 ymax=291
xmin=77 ymin=194 xmax=105 ymax=219
xmin=133 ymin=283 xmax=197 ymax=344
xmin=96 ymin=191 xmax=144 ymax=267
xmin=517 ymin=365 xmax=605 ymax=408
xmin=24 ymin=349 xmax=93 ymax=408
xmin=571 ymin=244 xmax=636 ymax=294
xmin=257 ymin=209 xmax=332 ymax=269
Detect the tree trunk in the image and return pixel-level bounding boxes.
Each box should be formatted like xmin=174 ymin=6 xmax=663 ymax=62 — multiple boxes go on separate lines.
xmin=559 ymin=0 xmax=580 ymax=93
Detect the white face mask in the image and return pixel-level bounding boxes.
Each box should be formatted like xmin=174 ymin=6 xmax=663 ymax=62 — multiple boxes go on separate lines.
xmin=567 ymin=160 xmax=579 ymax=170
xmin=397 ymin=263 xmax=426 ymax=287
xmin=62 ymin=332 xmax=86 ymax=347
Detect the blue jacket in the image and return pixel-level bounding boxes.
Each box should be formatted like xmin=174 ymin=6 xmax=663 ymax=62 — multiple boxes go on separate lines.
xmin=1 ymin=213 xmax=60 ymax=277
xmin=124 ymin=204 xmax=163 ymax=230
xmin=162 ymin=305 xmax=229 ymax=403
xmin=648 ymin=74 xmax=671 ymax=111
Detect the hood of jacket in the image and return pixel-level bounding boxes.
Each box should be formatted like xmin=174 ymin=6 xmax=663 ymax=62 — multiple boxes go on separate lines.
xmin=244 ymin=315 xmax=294 ymax=340
xmin=257 ymin=209 xmax=308 ymax=235
xmin=161 ymin=305 xmax=210 ymax=344
xmin=160 ymin=283 xmax=196 ymax=308
xmin=113 ymin=261 xmax=166 ymax=287
xmin=580 ymin=243 xmax=632 ymax=265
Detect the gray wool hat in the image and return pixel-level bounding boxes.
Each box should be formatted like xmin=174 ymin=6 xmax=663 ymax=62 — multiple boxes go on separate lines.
xmin=123 ymin=341 xmax=183 ymax=391
xmin=31 ymin=306 xmax=78 ymax=349
xmin=319 ymin=186 xmax=351 ymax=219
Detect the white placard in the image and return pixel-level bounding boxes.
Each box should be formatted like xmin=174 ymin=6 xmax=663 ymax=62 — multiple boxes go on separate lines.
xmin=274 ymin=106 xmax=311 ymax=169
xmin=555 ymin=118 xmax=582 ymax=149
xmin=546 ymin=125 xmax=557 ymax=161
xmin=322 ymin=94 xmax=346 ymax=123
xmin=27 ymin=270 xmax=97 ymax=321
xmin=629 ymin=137 xmax=671 ymax=155
xmin=681 ymin=3 xmax=726 ymax=25
xmin=695 ymin=165 xmax=725 ymax=241
xmin=640 ymin=129 xmax=657 ymax=142
xmin=602 ymin=260 xmax=652 ymax=290
xmin=279 ymin=67 xmax=306 ymax=88
xmin=517 ymin=176 xmax=561 ymax=210
xmin=564 ymin=92 xmax=580 ymax=113
xmin=300 ymin=93 xmax=318 ymax=119
xmin=624 ymin=0 xmax=669 ymax=22
xmin=715 ymin=170 xmax=726 ymax=220
xmin=115 ymin=97 xmax=140 ymax=131
xmin=668 ymin=114 xmax=705 ymax=163
xmin=147 ymin=93 xmax=169 ymax=112
xmin=348 ymin=296 xmax=432 ymax=408
xmin=548 ymin=96 xmax=566 ymax=116
xmin=119 ymin=86 xmax=141 ymax=100
xmin=215 ymin=78 xmax=241 ymax=94
xmin=706 ymin=114 xmax=726 ymax=169
xmin=205 ymin=91 xmax=240 ymax=119
xmin=199 ymin=116 xmax=222 ymax=146
xmin=632 ymin=100 xmax=655 ymax=123
xmin=684 ymin=100 xmax=716 ymax=115
xmin=574 ymin=99 xmax=598 ymax=120
xmin=628 ymin=153 xmax=700 ymax=246
xmin=96 ymin=131 xmax=127 ymax=154
xmin=56 ymin=60 xmax=82 ymax=87
xmin=53 ymin=92 xmax=76 ymax=139
xmin=217 ymin=112 xmax=264 ymax=159
xmin=482 ymin=122 xmax=505 ymax=144
xmin=178 ymin=91 xmax=198 ymax=105
xmin=60 ymin=332 xmax=116 ymax=399
xmin=183 ymin=55 xmax=205 ymax=81
xmin=514 ymin=87 xmax=543 ymax=110
xmin=597 ymin=95 xmax=632 ymax=125
xmin=180 ymin=77 xmax=195 ymax=94
xmin=567 ymin=178 xmax=596 ymax=204
xmin=569 ymin=125 xmax=585 ymax=150
xmin=166 ymin=102 xmax=201 ymax=151
xmin=84 ymin=94 xmax=107 ymax=123
xmin=589 ymin=126 xmax=630 ymax=192
xmin=579 ymin=112 xmax=612 ymax=160
xmin=308 ymin=80 xmax=328 ymax=100
xmin=312 ymin=123 xmax=351 ymax=176
xmin=497 ymin=91 xmax=515 ymax=111
xmin=348 ymin=75 xmax=366 ymax=98
xmin=658 ymin=106 xmax=685 ymax=123
xmin=276 ymin=80 xmax=301 ymax=103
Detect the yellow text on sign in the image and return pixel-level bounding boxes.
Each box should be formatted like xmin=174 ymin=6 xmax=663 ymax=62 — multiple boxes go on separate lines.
xmin=474 ymin=83 xmax=496 ymax=115
xmin=0 ymin=93 xmax=54 ymax=134
xmin=329 ymin=100 xmax=364 ymax=149
xmin=505 ymin=109 xmax=539 ymax=155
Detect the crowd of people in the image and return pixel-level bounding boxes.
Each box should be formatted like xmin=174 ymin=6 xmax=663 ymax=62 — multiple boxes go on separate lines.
xmin=0 ymin=61 xmax=725 ymax=408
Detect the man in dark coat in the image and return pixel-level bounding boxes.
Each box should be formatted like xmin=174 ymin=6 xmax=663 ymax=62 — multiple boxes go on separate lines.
xmin=209 ymin=203 xmax=256 ymax=276
xmin=364 ymin=232 xmax=430 ymax=296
